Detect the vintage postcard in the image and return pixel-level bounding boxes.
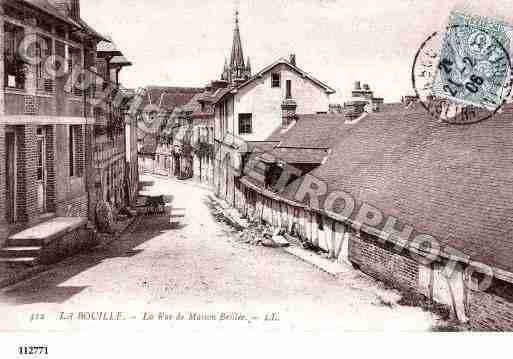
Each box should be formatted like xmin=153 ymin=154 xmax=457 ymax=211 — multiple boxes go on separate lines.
xmin=1 ymin=0 xmax=513 ymax=357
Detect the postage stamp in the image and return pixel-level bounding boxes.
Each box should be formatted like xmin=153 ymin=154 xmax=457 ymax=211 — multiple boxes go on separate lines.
xmin=432 ymin=11 xmax=513 ymax=111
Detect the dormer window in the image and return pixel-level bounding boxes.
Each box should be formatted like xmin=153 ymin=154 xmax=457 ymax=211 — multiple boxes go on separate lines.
xmin=271 ymin=73 xmax=281 ymax=88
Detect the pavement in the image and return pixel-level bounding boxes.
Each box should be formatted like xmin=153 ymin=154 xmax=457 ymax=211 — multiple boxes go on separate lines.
xmin=0 ymin=175 xmax=441 ymax=332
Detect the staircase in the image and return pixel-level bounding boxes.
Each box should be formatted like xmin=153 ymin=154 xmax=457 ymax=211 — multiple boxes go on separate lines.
xmin=0 ymin=217 xmax=88 ymax=266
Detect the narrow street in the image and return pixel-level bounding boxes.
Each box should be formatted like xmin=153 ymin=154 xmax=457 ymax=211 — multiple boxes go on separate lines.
xmin=0 ymin=175 xmax=438 ymax=332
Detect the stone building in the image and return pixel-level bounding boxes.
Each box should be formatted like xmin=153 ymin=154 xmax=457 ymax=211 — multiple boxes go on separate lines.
xmin=0 ymin=0 xmax=107 ymax=264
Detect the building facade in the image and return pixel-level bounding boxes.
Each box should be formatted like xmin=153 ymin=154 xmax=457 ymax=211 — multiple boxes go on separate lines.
xmin=137 ymin=86 xmax=203 ymax=176
xmin=91 ymin=37 xmax=135 ymax=212
xmin=0 ymin=0 xmax=109 ymax=264
xmin=213 ymin=54 xmax=335 ymax=208
xmin=0 ymin=0 xmax=137 ymax=265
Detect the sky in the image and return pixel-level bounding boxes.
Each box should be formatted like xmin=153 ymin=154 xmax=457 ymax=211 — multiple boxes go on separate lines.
xmin=81 ymin=0 xmax=513 ymax=103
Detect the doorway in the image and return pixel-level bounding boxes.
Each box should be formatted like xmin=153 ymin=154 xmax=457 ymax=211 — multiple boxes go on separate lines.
xmin=5 ymin=131 xmax=16 ymax=223
xmin=36 ymin=127 xmax=47 ymax=213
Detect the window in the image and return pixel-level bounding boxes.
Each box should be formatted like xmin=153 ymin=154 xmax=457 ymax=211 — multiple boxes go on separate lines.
xmin=286 ymin=80 xmax=292 ymax=99
xmin=4 ymin=23 xmax=25 ymax=89
xmin=238 ymin=113 xmax=252 ymax=134
xmin=271 ymin=73 xmax=281 ymax=88
xmin=36 ymin=35 xmax=53 ymax=93
xmin=68 ymin=46 xmax=83 ymax=96
xmin=69 ymin=125 xmax=84 ymax=177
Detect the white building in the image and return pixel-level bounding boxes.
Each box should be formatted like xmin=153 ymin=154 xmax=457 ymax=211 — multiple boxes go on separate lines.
xmin=212 ymin=37 xmax=335 ymax=205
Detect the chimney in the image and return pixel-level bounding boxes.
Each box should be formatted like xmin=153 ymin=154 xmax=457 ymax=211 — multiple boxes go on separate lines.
xmin=281 ymin=80 xmax=297 ymax=128
xmin=344 ymin=99 xmax=367 ymax=121
xmin=402 ymin=95 xmax=419 ymax=107
xmin=289 ymin=54 xmax=296 ymax=66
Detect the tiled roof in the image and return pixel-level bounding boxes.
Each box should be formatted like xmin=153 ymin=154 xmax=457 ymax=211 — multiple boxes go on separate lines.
xmin=247 ymin=141 xmax=280 ymax=154
xmin=275 ymin=103 xmax=513 ymax=274
xmin=269 ymin=147 xmax=329 ymax=164
xmin=140 ymin=87 xmax=203 ymax=112
xmin=275 ymin=114 xmax=350 ymax=148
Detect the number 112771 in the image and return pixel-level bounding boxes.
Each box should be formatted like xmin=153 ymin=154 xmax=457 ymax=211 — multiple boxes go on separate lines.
xmin=18 ymin=346 xmax=48 ymax=355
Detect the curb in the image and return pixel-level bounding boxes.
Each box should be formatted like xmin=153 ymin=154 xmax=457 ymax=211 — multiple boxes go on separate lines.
xmin=282 ymin=245 xmax=353 ymax=277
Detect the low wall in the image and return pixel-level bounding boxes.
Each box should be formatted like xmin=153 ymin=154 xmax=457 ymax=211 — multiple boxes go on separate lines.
xmin=40 ymin=224 xmax=97 ymax=265
xmin=468 ymin=279 xmax=513 ymax=331
xmin=349 ymin=233 xmax=421 ymax=293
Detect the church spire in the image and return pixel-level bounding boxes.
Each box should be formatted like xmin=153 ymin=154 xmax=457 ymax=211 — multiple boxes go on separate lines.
xmin=230 ymin=10 xmax=245 ymax=69
xmin=220 ymin=9 xmax=251 ymax=84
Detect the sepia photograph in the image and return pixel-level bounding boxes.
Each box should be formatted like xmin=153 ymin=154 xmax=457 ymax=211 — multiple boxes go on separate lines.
xmin=0 ymin=0 xmax=512 ymax=356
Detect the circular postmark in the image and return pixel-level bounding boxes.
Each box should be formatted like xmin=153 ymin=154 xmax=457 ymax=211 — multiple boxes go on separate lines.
xmin=412 ymin=25 xmax=513 ymax=124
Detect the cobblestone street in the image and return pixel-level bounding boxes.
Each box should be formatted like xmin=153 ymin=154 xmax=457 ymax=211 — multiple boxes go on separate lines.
xmin=0 ymin=175 xmax=439 ymax=332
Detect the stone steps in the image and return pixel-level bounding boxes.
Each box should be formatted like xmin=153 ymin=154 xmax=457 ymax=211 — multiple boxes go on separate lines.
xmin=0 ymin=217 xmax=87 ymax=266
xmin=0 ymin=257 xmax=38 ymax=265
xmin=0 ymin=246 xmax=42 ymax=259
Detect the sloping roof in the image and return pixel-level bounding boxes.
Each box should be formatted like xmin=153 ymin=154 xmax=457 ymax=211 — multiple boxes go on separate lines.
xmin=140 ymin=87 xmax=203 ymax=113
xmin=22 ymin=0 xmax=81 ymax=28
xmin=275 ymin=114 xmax=349 ymax=148
xmin=110 ymin=55 xmax=132 ymax=67
xmin=97 ymin=36 xmax=122 ymax=56
xmin=180 ymin=92 xmax=205 ymax=114
xmin=274 ymin=103 xmax=513 ymax=274
xmin=247 ymin=141 xmax=280 ymax=154
xmin=199 ymin=87 xmax=232 ymax=104
xmin=22 ymin=1 xmax=106 ymax=40
xmin=215 ymin=58 xmax=336 ymax=104
xmin=268 ymin=147 xmax=329 ymax=164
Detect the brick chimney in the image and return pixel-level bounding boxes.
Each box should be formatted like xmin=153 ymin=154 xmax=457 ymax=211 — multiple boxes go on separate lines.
xmin=281 ymin=79 xmax=297 ymax=127
xmin=289 ymin=54 xmax=296 ymax=66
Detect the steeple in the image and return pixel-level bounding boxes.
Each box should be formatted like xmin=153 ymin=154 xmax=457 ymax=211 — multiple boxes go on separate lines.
xmin=246 ymin=56 xmax=251 ymax=73
xmin=220 ymin=9 xmax=251 ymax=84
xmin=221 ymin=57 xmax=229 ymax=81
xmin=230 ymin=10 xmax=245 ymax=70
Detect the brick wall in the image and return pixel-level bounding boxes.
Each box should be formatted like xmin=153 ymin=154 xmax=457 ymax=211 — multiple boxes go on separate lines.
xmin=0 ymin=125 xmax=7 ymax=246
xmin=56 ymin=194 xmax=88 ymax=218
xmin=45 ymin=125 xmax=56 ymax=212
xmin=349 ymin=232 xmax=420 ymax=292
xmin=468 ymin=279 xmax=513 ymax=331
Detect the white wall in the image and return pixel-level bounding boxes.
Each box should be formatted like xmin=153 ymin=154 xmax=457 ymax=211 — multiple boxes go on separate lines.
xmin=217 ymin=64 xmax=331 ymax=142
